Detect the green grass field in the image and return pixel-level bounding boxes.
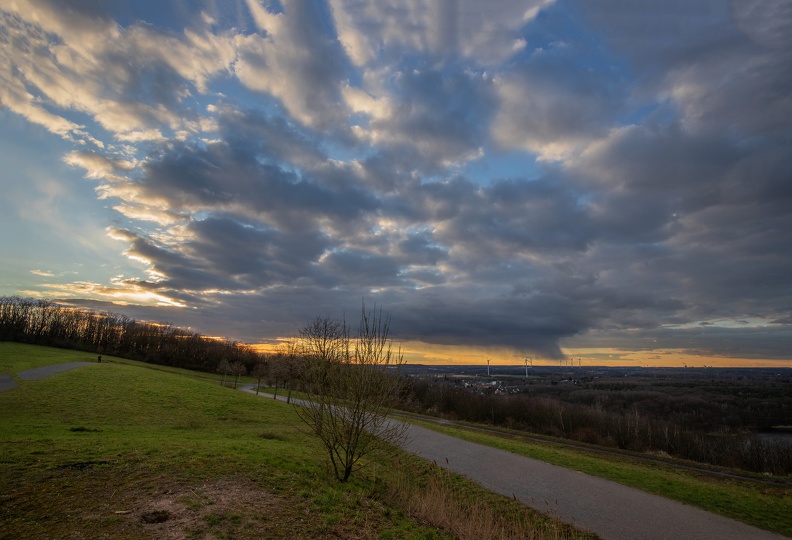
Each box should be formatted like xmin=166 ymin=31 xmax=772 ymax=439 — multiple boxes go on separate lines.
xmin=0 ymin=344 xmax=590 ymax=539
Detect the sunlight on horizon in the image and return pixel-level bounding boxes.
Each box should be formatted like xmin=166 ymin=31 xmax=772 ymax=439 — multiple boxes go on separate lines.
xmin=249 ymin=341 xmax=792 ymax=368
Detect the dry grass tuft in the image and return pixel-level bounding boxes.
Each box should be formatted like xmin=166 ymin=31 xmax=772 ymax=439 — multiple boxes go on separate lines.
xmin=385 ymin=459 xmax=597 ymax=540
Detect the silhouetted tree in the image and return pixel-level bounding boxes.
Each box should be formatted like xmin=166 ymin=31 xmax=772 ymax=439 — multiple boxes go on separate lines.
xmin=229 ymin=361 xmax=247 ymax=389
xmin=251 ymin=359 xmax=269 ymax=395
xmin=217 ymin=359 xmax=231 ymax=387
xmin=295 ymin=304 xmax=407 ymax=482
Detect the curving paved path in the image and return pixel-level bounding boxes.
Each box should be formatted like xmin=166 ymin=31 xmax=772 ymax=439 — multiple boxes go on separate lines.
xmin=400 ymin=422 xmax=787 ymax=540
xmin=0 ymin=362 xmax=97 ymax=392
xmin=240 ymin=385 xmax=788 ymax=540
xmin=17 ymin=362 xmax=96 ymax=380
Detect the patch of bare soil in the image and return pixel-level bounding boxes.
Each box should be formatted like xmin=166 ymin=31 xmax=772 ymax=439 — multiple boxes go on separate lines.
xmin=125 ymin=477 xmax=288 ymax=539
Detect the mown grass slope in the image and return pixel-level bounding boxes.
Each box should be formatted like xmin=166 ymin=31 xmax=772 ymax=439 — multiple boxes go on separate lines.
xmin=0 ymin=344 xmax=591 ymax=539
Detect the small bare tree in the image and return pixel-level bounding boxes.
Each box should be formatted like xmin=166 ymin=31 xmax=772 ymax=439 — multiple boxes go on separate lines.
xmin=229 ymin=361 xmax=247 ymax=389
xmin=268 ymin=346 xmax=302 ymax=403
xmin=251 ymin=359 xmax=269 ymax=395
xmin=217 ymin=358 xmax=230 ymax=386
xmin=295 ymin=304 xmax=407 ymax=482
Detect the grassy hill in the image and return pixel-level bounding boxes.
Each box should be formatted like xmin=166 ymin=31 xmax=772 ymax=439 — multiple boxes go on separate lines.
xmin=0 ymin=343 xmax=590 ymax=539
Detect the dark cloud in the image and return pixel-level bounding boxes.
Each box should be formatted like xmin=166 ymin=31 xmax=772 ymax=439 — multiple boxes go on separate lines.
xmin=491 ymin=16 xmax=628 ymax=157
xmin=566 ymin=121 xmax=792 ymax=326
xmin=395 ymin=232 xmax=447 ymax=266
xmin=569 ymin=322 xmax=792 ymax=360
xmin=391 ymin=292 xmax=579 ymax=359
xmin=183 ymin=216 xmax=328 ymax=287
xmin=216 ymin=106 xmax=328 ymax=170
xmin=109 ymin=227 xmax=239 ymax=293
xmin=578 ymin=0 xmax=792 ymax=136
xmin=318 ymin=249 xmax=403 ymax=287
xmin=138 ymin=137 xmax=378 ymax=232
xmin=368 ymin=66 xmax=494 ymax=164
xmin=444 ymin=176 xmax=593 ymax=255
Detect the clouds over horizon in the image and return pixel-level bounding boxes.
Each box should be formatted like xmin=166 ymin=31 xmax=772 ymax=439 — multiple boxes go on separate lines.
xmin=2 ymin=0 xmax=791 ymax=361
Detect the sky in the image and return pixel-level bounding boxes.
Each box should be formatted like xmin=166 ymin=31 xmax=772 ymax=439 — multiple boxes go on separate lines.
xmin=1 ymin=0 xmax=791 ymax=367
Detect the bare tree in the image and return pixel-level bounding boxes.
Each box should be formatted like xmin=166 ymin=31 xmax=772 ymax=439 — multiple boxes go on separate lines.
xmin=229 ymin=361 xmax=247 ymax=389
xmin=217 ymin=358 xmax=230 ymax=387
xmin=296 ymin=316 xmax=347 ymax=423
xmin=251 ymin=359 xmax=269 ymax=395
xmin=295 ymin=304 xmax=407 ymax=482
xmin=268 ymin=349 xmax=301 ymax=402
xmin=282 ymin=346 xmax=303 ymax=404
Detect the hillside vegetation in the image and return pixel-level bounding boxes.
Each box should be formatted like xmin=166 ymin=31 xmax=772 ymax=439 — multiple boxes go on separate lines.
xmin=0 ymin=296 xmax=257 ymax=372
xmin=0 ymin=343 xmax=590 ymax=539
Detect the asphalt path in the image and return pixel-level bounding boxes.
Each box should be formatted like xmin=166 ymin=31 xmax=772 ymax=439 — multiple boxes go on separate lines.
xmin=239 ymin=385 xmax=788 ymax=540
xmin=0 ymin=362 xmax=97 ymax=392
xmin=17 ymin=362 xmax=97 ymax=380
xmin=401 ymin=422 xmax=787 ymax=540
xmin=0 ymin=374 xmax=16 ymax=391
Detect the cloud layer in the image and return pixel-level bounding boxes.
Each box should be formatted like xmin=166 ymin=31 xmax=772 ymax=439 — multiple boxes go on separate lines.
xmin=2 ymin=0 xmax=791 ymax=360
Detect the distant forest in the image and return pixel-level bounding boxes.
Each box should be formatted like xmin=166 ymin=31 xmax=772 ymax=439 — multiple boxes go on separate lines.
xmin=0 ymin=296 xmax=259 ymax=372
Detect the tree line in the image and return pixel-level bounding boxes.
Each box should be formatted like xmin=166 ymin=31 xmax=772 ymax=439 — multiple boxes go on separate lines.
xmin=0 ymin=296 xmax=259 ymax=372
xmin=402 ymin=379 xmax=792 ymax=475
